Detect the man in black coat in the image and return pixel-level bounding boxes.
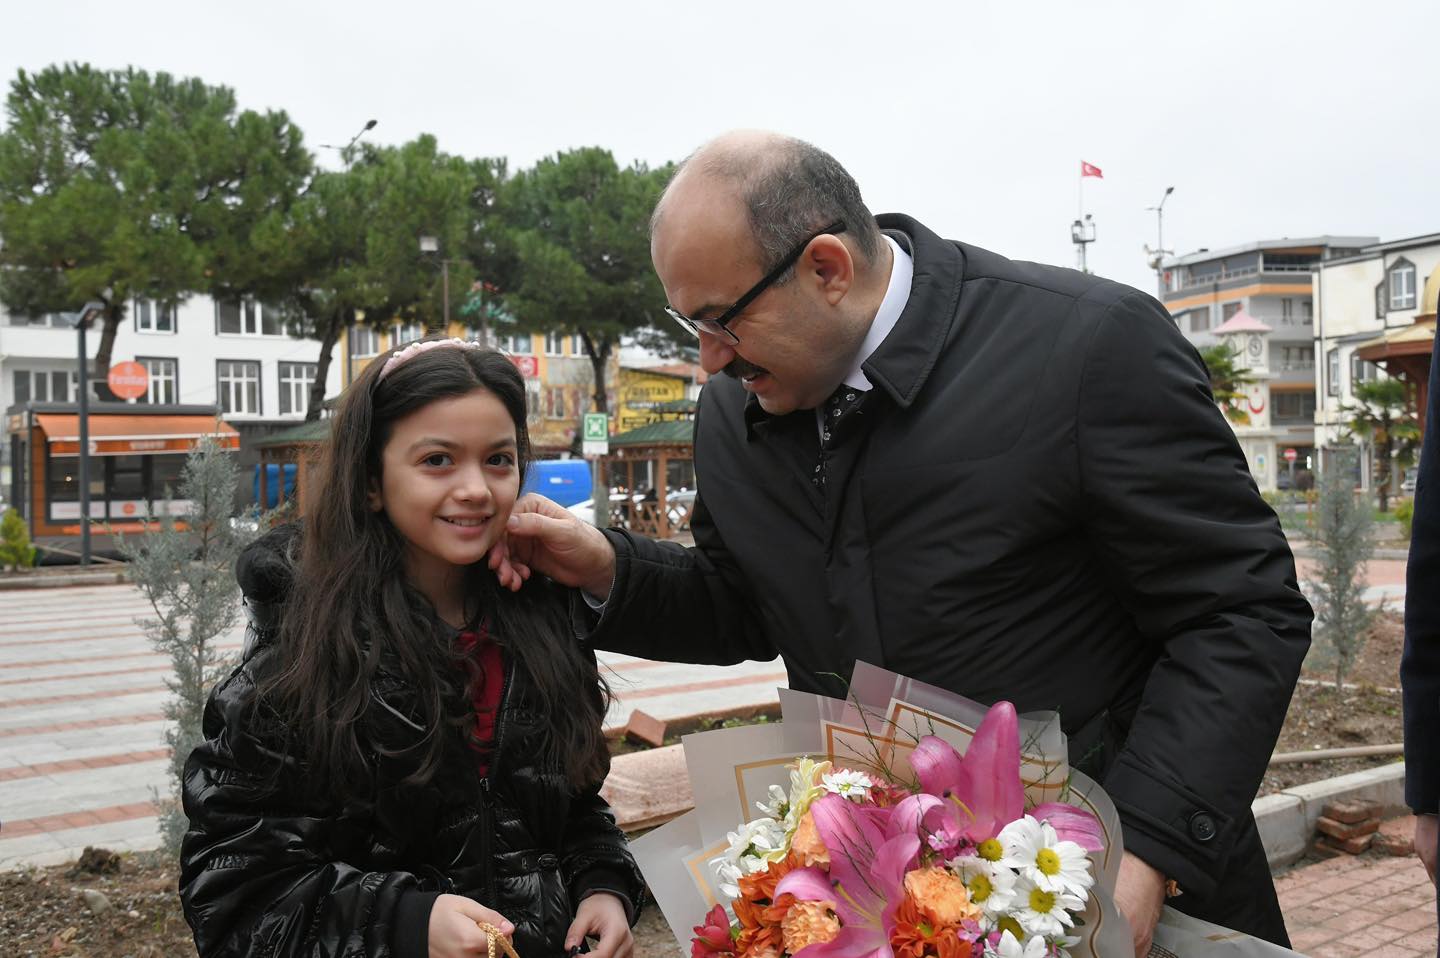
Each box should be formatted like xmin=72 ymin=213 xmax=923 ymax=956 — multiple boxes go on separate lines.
xmin=496 ymin=131 xmax=1312 ymax=955
xmin=1401 ymin=323 xmax=1440 ymax=906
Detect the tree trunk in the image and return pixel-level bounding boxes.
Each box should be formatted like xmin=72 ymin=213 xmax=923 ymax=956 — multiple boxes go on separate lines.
xmin=305 ymin=309 xmax=345 ymax=422
xmin=584 ymin=333 xmax=612 ymax=414
xmin=1376 ymin=424 xmax=1392 ymax=513
xmin=89 ymin=303 xmax=124 ymax=402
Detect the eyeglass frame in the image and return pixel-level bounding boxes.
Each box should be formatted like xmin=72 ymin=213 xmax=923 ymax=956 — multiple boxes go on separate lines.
xmin=664 ymin=220 xmax=847 ymax=345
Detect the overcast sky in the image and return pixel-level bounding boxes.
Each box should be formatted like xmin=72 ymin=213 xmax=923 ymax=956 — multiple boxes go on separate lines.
xmin=3 ymin=0 xmax=1437 ymax=293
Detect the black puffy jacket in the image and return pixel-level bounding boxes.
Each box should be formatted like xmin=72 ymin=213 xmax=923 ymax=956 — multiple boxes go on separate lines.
xmin=179 ymin=528 xmax=644 ymax=958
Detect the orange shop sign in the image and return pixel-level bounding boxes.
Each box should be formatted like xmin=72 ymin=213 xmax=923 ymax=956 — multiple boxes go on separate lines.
xmin=108 ymin=361 xmax=150 ymax=400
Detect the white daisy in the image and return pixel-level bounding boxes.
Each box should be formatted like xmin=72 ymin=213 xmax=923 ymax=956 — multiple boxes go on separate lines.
xmin=711 ymin=817 xmax=787 ymax=897
xmin=1010 ymin=875 xmax=1084 ymax=939
xmin=948 ymin=856 xmax=1018 ymax=925
xmin=755 ymin=783 xmax=789 ymax=820
xmin=821 ymin=768 xmax=874 ymax=801
xmin=985 ymin=929 xmax=1047 ymax=958
xmin=998 ymin=815 xmax=1095 ymax=896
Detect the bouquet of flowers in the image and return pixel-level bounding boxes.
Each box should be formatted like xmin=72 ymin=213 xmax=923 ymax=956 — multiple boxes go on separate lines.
xmin=630 ymin=662 xmax=1300 ymax=958
xmin=698 ymin=700 xmax=1104 ymax=958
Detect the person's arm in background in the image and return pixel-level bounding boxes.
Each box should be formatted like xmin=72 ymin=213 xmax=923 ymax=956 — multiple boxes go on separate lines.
xmin=1402 ymin=326 xmax=1440 ymax=885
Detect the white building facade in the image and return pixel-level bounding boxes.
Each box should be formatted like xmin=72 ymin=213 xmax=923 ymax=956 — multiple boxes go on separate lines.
xmin=1 ymin=295 xmax=342 ymax=507
xmin=1313 ymin=233 xmax=1440 ymax=488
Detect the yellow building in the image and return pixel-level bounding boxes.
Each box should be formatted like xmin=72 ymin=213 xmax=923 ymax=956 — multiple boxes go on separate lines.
xmin=615 ymin=366 xmax=691 ymax=434
xmin=337 ymin=322 xmax=618 ymax=456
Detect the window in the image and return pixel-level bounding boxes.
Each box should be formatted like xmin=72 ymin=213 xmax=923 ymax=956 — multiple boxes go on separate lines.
xmin=135 ymin=357 xmax=177 ymax=404
xmin=1186 ymin=307 xmax=1211 ymax=333
xmin=1273 ymin=392 xmax=1317 ymax=422
xmin=545 ymin=386 xmax=568 ymax=419
xmin=133 ymin=299 xmax=176 ymax=333
xmin=1327 ymin=349 xmax=1340 ymax=397
xmin=5 ymin=311 xmax=66 ymax=327
xmin=279 ymin=362 xmax=317 ymax=416
xmin=12 ymin=369 xmax=75 ymax=404
xmin=1302 ymin=301 xmax=1313 ymax=325
xmin=1351 ymin=353 xmax=1376 ymax=387
xmin=1387 ymin=259 xmax=1417 ymax=311
xmin=1278 ymin=346 xmax=1314 ymax=370
xmin=349 ymin=325 xmax=380 ymax=358
xmin=571 ymin=334 xmax=585 ymax=356
xmin=393 ymin=322 xmax=424 ymax=347
xmin=499 ymin=333 xmax=533 ymax=355
xmin=1221 ymin=302 xmax=1242 ymax=322
xmin=1280 ymin=299 xmax=1294 ymax=324
xmin=217 ymin=298 xmax=285 ymax=336
xmin=545 ymin=332 xmax=565 ymax=356
xmin=217 ymin=361 xmax=262 ymax=415
xmin=524 ymin=378 xmax=542 ymax=423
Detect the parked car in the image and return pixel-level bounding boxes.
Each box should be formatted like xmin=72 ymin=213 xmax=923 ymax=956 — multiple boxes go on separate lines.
xmin=566 ymin=489 xmax=697 ymax=528
xmin=1402 ymin=469 xmax=1417 ymax=495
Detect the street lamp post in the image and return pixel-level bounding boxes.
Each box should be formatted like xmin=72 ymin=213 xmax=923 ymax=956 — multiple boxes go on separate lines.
xmin=1070 ymin=215 xmax=1097 ymax=274
xmin=419 ymin=235 xmax=452 ymax=335
xmin=1146 ymin=186 xmax=1176 ymax=288
xmin=70 ymin=301 xmax=107 ymax=566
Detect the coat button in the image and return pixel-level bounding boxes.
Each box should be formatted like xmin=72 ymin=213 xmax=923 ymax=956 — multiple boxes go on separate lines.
xmin=1188 ymin=811 xmax=1217 ymax=843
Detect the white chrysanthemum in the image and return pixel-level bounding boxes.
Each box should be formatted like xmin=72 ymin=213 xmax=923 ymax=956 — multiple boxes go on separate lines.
xmin=711 ymin=817 xmax=788 ymax=897
xmin=998 ymin=815 xmax=1095 ymax=896
xmin=1010 ymin=875 xmax=1084 ymax=939
xmin=984 ymin=929 xmax=1047 ymax=958
xmin=948 ymin=856 xmax=1018 ymax=925
xmin=785 ymin=757 xmax=831 ymax=827
xmin=821 ymin=768 xmax=874 ymax=801
xmin=756 ymin=783 xmax=789 ymax=820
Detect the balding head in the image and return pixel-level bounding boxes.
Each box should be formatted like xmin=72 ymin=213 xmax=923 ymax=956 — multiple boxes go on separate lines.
xmin=653 ymin=131 xmax=884 ymax=280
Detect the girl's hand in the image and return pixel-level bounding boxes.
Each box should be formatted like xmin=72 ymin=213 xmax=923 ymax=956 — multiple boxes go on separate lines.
xmin=429 ymin=894 xmax=514 ymax=958
xmin=564 ymin=892 xmax=633 ymax=958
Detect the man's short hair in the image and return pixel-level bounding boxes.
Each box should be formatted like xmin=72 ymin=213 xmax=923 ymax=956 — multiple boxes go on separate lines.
xmin=665 ymin=136 xmax=884 ymax=282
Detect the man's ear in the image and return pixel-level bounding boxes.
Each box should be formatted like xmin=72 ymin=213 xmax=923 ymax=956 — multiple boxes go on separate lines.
xmin=804 ymin=234 xmax=854 ymax=306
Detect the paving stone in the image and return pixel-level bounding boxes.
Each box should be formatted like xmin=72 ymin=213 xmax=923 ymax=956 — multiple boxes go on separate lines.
xmin=1373 ymin=831 xmax=1415 ymax=856
xmin=622 ymin=709 xmax=667 ymax=749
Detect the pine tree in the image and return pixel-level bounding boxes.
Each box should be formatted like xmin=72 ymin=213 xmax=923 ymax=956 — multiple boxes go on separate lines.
xmin=116 ymin=437 xmax=255 ymax=852
xmin=0 ymin=508 xmax=37 ymax=570
xmin=1306 ymin=445 xmax=1376 ymax=692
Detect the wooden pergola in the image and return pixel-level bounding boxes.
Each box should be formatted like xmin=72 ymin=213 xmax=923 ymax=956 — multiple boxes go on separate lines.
xmin=601 ymin=419 xmax=695 ymax=539
xmin=253 ymin=419 xmax=330 ymax=514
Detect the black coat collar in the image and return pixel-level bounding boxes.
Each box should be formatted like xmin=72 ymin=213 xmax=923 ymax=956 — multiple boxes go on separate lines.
xmin=742 ymin=213 xmax=968 ymax=437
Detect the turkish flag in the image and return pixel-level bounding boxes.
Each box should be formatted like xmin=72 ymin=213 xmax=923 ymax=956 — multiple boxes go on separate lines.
xmin=1080 ymin=161 xmax=1103 ymax=178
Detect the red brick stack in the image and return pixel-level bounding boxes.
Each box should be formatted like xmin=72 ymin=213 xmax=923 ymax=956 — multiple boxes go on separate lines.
xmin=1311 ymin=799 xmax=1405 ymax=857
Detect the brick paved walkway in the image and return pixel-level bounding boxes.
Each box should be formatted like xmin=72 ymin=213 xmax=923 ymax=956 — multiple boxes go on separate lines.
xmin=1277 ymin=819 xmax=1437 ymax=956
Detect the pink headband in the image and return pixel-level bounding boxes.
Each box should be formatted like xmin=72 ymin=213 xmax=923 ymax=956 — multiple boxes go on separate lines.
xmin=377 ymin=338 xmax=484 ymax=381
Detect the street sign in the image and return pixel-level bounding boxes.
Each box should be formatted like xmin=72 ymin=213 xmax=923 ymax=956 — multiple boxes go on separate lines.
xmin=582 ymin=412 xmax=609 ymax=457
xmin=1283 ymin=447 xmax=1298 ymax=463
xmin=107 ymin=361 xmax=149 ymax=400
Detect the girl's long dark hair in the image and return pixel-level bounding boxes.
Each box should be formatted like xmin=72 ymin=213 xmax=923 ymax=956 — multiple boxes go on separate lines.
xmin=259 ymin=343 xmax=611 ymax=792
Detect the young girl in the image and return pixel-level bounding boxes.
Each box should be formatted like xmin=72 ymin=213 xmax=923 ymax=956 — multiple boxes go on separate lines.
xmin=179 ymin=340 xmax=643 ymax=958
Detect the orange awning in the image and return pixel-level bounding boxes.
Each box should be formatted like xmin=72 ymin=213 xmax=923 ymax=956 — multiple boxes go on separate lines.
xmin=35 ymin=413 xmax=240 ymax=457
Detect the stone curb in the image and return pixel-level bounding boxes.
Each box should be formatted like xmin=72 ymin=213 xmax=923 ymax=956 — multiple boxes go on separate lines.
xmin=0 ymin=570 xmax=129 ymax=590
xmin=1252 ymin=762 xmax=1408 ymax=868
xmin=607 ymin=745 xmax=1412 ymax=867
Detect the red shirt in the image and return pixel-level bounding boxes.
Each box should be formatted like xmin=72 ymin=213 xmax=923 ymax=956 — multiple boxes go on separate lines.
xmin=455 ymin=629 xmax=505 ymax=776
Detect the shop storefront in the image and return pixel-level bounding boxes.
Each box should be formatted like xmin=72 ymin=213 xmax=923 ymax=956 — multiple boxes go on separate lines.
xmin=5 ymin=402 xmax=239 ymax=557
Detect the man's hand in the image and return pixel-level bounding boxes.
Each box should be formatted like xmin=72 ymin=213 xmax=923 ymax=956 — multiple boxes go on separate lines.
xmin=1417 ymin=813 xmax=1438 ymax=885
xmin=428 ymin=894 xmax=513 ymax=958
xmin=1113 ymin=851 xmax=1166 ymax=958
xmin=565 ymin=892 xmax=634 ymax=958
xmin=489 ymin=493 xmax=618 ymax=598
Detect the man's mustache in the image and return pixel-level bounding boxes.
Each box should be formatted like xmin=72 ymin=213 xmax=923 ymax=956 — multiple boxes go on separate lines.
xmin=723 ymin=357 xmax=768 ymax=380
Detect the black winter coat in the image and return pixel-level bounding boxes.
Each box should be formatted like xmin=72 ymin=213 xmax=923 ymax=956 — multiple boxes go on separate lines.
xmin=179 ymin=529 xmax=644 ymax=958
xmin=1402 ymin=323 xmax=1440 ymax=815
xmin=588 ymin=214 xmax=1311 ymax=943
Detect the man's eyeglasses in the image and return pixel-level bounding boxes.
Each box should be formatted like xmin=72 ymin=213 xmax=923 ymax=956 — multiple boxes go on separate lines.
xmin=665 ymin=221 xmax=847 ymax=345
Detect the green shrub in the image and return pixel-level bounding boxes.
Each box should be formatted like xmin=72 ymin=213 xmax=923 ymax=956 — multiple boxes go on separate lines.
xmin=0 ymin=508 xmax=37 ymax=570
xmin=1395 ymin=497 xmax=1414 ymax=539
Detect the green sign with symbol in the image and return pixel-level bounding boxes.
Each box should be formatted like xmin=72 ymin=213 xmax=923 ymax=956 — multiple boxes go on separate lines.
xmin=582 ymin=412 xmax=609 ymax=456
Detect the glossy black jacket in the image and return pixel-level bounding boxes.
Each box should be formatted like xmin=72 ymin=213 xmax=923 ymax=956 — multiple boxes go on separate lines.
xmin=179 ymin=531 xmax=644 ymax=958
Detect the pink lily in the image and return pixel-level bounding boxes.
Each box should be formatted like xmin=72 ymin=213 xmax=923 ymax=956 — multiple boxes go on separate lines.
xmin=909 ymin=701 xmax=1105 ymax=853
xmin=774 ymin=793 xmax=916 ymax=958
xmin=910 ymin=702 xmax=1023 ymax=845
